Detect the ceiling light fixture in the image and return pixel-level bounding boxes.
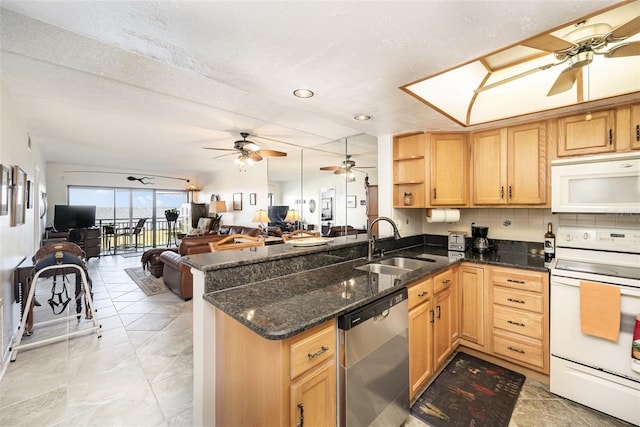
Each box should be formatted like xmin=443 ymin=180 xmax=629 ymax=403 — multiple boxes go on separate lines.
xmin=293 ymin=89 xmax=315 ymax=98
xmin=293 ymin=88 xmax=314 ymax=98
xmin=353 ymin=114 xmax=371 ymax=121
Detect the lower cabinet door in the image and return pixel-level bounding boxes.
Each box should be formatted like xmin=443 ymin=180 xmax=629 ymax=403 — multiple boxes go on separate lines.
xmin=433 ymin=287 xmax=453 ymax=367
xmin=290 ymin=359 xmax=336 ymax=427
xmin=409 ymin=301 xmax=433 ymax=400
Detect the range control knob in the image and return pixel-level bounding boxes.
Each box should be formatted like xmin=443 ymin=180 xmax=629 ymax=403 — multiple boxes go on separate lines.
xmin=583 ymin=232 xmax=590 ymax=240
xmin=565 ymin=234 xmax=573 ymax=241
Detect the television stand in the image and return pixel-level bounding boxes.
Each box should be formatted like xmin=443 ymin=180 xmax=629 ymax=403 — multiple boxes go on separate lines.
xmin=44 ymin=227 xmax=101 ymax=259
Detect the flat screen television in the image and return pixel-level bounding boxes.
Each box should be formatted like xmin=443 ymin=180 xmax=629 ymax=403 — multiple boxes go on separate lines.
xmin=54 ymin=205 xmax=96 ymax=231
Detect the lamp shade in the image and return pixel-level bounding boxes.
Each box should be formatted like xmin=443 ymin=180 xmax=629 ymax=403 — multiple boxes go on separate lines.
xmin=252 ymin=209 xmax=271 ymax=223
xmin=209 ymin=200 xmax=227 ymax=214
xmin=186 ymin=184 xmax=199 ymax=192
xmin=284 ymin=209 xmax=300 ymax=222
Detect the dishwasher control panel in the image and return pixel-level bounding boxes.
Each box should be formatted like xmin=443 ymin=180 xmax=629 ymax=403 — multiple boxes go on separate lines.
xmin=338 ymin=287 xmax=407 ymax=330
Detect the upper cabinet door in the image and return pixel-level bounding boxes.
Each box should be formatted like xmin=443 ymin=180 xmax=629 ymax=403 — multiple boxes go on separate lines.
xmin=507 ymin=122 xmax=547 ymax=205
xmin=631 ymin=104 xmax=640 ymax=151
xmin=472 ymin=128 xmax=508 ymax=205
xmin=430 ymin=133 xmax=468 ymax=206
xmin=557 ymin=109 xmax=615 ymax=157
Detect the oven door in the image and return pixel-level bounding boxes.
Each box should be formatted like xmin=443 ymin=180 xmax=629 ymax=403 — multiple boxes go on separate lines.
xmin=550 ymin=273 xmax=640 ymax=424
xmin=550 ymin=273 xmax=640 ymax=381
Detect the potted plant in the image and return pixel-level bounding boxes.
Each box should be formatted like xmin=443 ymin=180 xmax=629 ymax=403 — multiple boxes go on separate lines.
xmin=211 ymin=213 xmax=222 ymax=233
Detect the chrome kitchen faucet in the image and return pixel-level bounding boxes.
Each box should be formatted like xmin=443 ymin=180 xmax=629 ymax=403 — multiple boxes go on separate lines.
xmin=367 ymin=216 xmax=401 ymax=261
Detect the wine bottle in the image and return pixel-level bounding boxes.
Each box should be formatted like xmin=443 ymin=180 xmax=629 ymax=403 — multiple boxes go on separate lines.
xmin=544 ymin=222 xmax=555 ymax=267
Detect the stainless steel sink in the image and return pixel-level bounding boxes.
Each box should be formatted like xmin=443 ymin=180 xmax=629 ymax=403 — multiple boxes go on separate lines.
xmin=355 ymin=263 xmax=410 ymax=275
xmin=378 ymin=257 xmax=432 ymax=270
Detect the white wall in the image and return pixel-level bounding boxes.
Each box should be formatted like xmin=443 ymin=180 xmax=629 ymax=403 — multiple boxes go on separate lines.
xmin=0 ymin=79 xmax=46 ymax=362
xmin=198 ymin=161 xmax=269 ymax=227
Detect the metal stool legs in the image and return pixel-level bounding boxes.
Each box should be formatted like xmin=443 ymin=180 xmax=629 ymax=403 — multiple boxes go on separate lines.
xmin=9 ymin=264 xmax=101 ymax=361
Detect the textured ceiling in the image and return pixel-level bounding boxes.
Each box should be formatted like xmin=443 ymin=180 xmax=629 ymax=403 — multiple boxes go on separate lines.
xmin=0 ymin=1 xmax=624 ymax=177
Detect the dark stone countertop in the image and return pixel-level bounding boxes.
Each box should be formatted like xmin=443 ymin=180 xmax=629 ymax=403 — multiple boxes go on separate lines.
xmin=201 ymin=239 xmax=548 ymax=341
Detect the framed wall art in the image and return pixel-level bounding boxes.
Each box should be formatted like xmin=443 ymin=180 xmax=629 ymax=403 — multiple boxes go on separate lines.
xmin=11 ymin=165 xmax=26 ymax=226
xmin=346 ymin=195 xmax=357 ymax=208
xmin=249 ymin=193 xmax=256 ymax=205
xmin=0 ymin=164 xmax=9 ymax=216
xmin=233 ymin=192 xmax=243 ymax=211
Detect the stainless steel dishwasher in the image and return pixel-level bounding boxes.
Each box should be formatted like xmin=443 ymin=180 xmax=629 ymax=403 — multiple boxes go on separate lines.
xmin=338 ymin=287 xmax=409 ymax=426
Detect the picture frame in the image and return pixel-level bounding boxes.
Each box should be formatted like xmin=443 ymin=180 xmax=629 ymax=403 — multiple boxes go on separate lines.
xmin=249 ymin=193 xmax=256 ymax=206
xmin=26 ymin=180 xmax=34 ymax=209
xmin=233 ymin=192 xmax=243 ymax=211
xmin=346 ymin=195 xmax=357 ymax=208
xmin=0 ymin=164 xmax=9 ymax=216
xmin=11 ymin=165 xmax=26 ymax=226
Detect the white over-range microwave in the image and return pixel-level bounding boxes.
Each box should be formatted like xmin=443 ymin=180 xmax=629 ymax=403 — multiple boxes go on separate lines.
xmin=551 ymin=152 xmax=640 ymax=214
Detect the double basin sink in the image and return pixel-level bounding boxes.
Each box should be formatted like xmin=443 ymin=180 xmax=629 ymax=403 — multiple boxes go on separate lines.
xmin=356 ymin=254 xmax=450 ymax=277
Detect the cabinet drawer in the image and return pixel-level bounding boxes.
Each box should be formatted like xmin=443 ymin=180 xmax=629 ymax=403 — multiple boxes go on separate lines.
xmin=492 ymin=268 xmax=544 ymax=293
xmin=493 ymin=332 xmax=544 ymax=369
xmin=493 ymin=287 xmax=543 ymax=313
xmin=407 ymin=278 xmax=432 ymax=310
xmin=290 ymin=324 xmax=335 ymax=379
xmin=433 ymin=269 xmax=453 ymax=294
xmin=493 ymin=306 xmax=542 ymax=339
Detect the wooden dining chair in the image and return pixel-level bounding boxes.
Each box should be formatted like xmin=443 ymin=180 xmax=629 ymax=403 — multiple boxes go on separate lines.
xmin=208 ymin=234 xmax=265 ymax=252
xmin=282 ymin=229 xmax=321 ymax=241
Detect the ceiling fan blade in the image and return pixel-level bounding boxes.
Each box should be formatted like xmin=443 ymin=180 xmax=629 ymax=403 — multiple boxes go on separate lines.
xmin=248 ymin=152 xmax=263 ymax=162
xmin=547 ymin=66 xmax=581 ymax=96
xmin=521 ymin=34 xmax=576 ymax=52
xmin=604 ymin=41 xmax=640 ymax=58
xmin=320 ymin=166 xmax=340 ymax=171
xmin=353 ymin=166 xmax=376 ymax=169
xmin=203 ymin=147 xmax=236 ymax=152
xmin=606 ymin=15 xmax=640 ymax=42
xmin=333 ymin=168 xmax=347 ymax=175
xmin=475 ymin=62 xmax=558 ymax=93
xmin=258 ymin=149 xmax=287 ymax=157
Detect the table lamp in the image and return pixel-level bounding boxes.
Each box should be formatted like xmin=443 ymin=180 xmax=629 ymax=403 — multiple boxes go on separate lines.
xmin=285 ymin=209 xmax=300 ymax=230
xmin=252 ymin=209 xmax=271 ymax=236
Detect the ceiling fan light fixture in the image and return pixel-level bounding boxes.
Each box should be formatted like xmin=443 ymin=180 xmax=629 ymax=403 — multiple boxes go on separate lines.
xmin=293 ymin=88 xmax=314 ymax=98
xmin=564 ymin=22 xmax=612 ymax=45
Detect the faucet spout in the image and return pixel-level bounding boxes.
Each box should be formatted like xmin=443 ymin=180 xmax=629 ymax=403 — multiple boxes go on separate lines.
xmin=367 ymin=216 xmax=401 ymax=260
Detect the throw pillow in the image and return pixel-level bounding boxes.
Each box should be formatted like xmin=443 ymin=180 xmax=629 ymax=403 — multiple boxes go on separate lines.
xmin=197 ymin=217 xmax=212 ymax=231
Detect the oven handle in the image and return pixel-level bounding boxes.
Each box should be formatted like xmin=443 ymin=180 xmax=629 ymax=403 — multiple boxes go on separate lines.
xmin=551 ymin=278 xmax=640 ymax=298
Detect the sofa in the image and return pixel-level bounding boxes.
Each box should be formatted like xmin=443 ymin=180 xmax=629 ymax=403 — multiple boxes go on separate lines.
xmin=140 ymin=224 xmax=260 ymax=300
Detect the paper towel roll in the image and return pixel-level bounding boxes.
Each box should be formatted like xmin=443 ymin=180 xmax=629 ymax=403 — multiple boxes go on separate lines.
xmin=426 ymin=208 xmax=461 ymax=223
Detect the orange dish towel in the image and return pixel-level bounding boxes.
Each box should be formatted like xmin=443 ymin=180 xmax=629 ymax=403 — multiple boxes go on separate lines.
xmin=580 ymin=281 xmax=621 ymax=342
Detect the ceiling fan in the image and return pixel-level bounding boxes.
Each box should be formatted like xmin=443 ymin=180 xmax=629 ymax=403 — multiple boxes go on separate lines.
xmin=320 ymin=154 xmax=375 ymax=175
xmin=476 ymin=15 xmax=640 ymax=96
xmin=203 ymin=132 xmax=287 ymax=166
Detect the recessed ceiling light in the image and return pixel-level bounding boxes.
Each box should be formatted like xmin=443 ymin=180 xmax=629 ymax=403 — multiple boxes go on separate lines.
xmin=293 ymin=89 xmax=314 ymax=98
xmin=353 ymin=114 xmax=371 ymax=121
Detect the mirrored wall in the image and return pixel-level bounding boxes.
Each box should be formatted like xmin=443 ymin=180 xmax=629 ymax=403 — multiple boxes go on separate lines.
xmin=267 ymin=133 xmax=377 ymax=236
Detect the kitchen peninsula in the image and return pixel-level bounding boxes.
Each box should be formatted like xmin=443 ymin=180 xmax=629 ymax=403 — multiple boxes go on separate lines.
xmin=183 ymin=233 xmax=548 ymax=426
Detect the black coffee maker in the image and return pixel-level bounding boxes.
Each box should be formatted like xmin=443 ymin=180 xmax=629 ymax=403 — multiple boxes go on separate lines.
xmin=472 ymin=225 xmax=490 ymax=253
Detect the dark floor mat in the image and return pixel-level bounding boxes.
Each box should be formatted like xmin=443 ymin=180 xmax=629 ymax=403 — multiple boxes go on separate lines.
xmin=411 ymin=352 xmax=525 ymax=427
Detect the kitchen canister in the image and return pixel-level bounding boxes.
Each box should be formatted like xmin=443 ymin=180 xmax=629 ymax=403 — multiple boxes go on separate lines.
xmin=403 ymin=192 xmax=413 ymax=206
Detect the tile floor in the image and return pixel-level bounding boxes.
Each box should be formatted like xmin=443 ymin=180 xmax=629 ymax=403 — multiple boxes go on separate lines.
xmin=0 ymin=254 xmax=635 ymax=426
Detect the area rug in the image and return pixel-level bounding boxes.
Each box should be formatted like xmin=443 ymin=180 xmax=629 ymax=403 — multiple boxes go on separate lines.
xmin=411 ymin=352 xmax=525 ymax=427
xmin=124 ymin=267 xmax=168 ymax=296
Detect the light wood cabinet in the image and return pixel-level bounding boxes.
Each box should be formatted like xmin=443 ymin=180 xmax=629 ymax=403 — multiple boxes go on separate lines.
xmin=631 ymin=103 xmax=640 ymax=150
xmin=430 ymin=133 xmax=468 ymax=206
xmin=472 ymin=122 xmax=546 ymax=206
xmin=557 ymin=109 xmax=616 ymax=157
xmin=459 ymin=263 xmax=486 ymax=348
xmin=490 ymin=266 xmax=549 ymax=374
xmin=408 ymin=277 xmax=433 ymax=400
xmin=290 ymin=359 xmax=336 ymax=427
xmin=393 ymin=132 xmax=428 ymax=208
xmin=215 ymin=312 xmax=337 ymax=426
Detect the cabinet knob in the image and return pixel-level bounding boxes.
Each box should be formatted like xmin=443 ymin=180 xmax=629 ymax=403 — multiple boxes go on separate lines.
xmin=418 ymin=291 xmax=428 ymax=297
